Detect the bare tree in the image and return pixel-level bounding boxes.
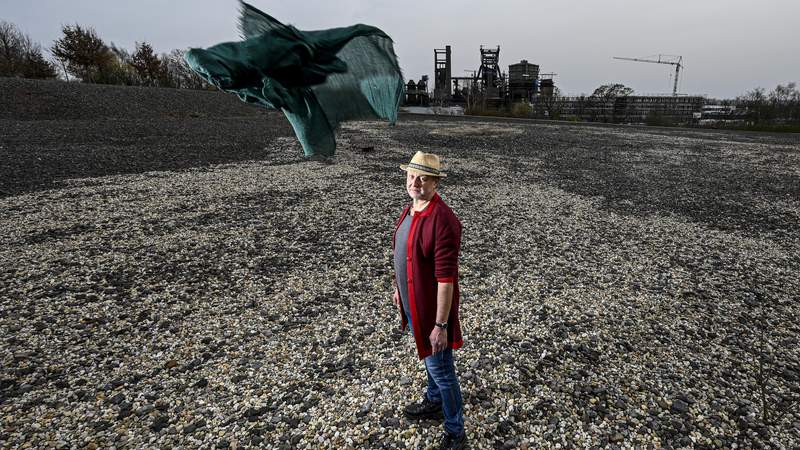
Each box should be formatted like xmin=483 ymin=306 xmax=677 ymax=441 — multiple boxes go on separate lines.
xmin=769 ymin=82 xmax=800 ymax=123
xmin=0 ymin=20 xmax=57 ymax=79
xmin=162 ymin=49 xmax=209 ymax=89
xmin=739 ymin=87 xmax=768 ymax=124
xmin=737 ymin=289 xmax=800 ymax=434
xmin=590 ymin=83 xmax=633 ymax=122
xmin=104 ymin=42 xmax=139 ymax=85
xmin=537 ymin=86 xmax=562 ymax=119
xmin=0 ymin=21 xmax=22 ymax=75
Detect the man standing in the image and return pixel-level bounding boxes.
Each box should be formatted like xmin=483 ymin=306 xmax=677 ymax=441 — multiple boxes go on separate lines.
xmin=392 ymin=151 xmax=467 ymax=449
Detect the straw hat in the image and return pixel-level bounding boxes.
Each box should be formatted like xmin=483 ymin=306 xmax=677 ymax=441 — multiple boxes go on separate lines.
xmin=400 ymin=151 xmax=447 ymax=177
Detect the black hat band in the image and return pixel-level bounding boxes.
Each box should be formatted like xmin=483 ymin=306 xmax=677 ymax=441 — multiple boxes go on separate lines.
xmin=407 ymin=162 xmax=440 ymax=175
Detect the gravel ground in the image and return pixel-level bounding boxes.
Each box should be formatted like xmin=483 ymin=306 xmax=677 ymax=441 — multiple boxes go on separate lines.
xmin=1 ymin=78 xmax=799 ymax=449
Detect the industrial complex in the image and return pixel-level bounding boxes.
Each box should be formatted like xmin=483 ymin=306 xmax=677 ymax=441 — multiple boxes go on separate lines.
xmin=404 ymin=45 xmax=705 ymax=125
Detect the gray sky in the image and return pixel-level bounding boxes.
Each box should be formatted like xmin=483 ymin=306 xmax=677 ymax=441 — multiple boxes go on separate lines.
xmin=3 ymin=0 xmax=798 ymax=98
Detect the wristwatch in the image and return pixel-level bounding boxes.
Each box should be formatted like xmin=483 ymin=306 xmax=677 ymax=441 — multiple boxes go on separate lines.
xmin=435 ymin=322 xmax=448 ymax=330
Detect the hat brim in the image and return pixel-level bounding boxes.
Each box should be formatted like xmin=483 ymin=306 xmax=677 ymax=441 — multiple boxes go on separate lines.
xmin=400 ymin=164 xmax=447 ymax=177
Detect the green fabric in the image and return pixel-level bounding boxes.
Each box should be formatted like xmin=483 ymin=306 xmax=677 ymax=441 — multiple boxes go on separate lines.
xmin=185 ymin=1 xmax=404 ymax=157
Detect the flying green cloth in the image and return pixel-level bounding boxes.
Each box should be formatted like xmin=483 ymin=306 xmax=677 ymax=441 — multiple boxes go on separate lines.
xmin=185 ymin=1 xmax=404 ymax=157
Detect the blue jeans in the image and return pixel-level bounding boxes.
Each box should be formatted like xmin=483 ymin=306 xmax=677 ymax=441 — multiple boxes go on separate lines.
xmin=406 ymin=310 xmax=465 ymax=435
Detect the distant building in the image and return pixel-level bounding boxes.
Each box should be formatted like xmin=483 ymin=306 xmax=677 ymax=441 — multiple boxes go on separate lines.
xmin=613 ymin=96 xmax=705 ymax=124
xmin=698 ymin=104 xmax=746 ymax=126
xmin=531 ymin=95 xmax=704 ymax=124
xmin=404 ymin=76 xmax=430 ymax=106
xmin=508 ymin=60 xmax=539 ymax=102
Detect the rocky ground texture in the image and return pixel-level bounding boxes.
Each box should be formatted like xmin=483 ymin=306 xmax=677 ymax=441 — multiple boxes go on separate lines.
xmin=1 ymin=78 xmax=799 ymax=449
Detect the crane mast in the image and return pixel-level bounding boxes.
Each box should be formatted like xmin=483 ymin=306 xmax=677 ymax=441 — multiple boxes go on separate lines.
xmin=613 ymin=55 xmax=683 ymax=96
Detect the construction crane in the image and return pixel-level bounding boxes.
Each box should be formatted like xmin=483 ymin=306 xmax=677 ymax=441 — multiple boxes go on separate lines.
xmin=613 ymin=54 xmax=683 ymax=96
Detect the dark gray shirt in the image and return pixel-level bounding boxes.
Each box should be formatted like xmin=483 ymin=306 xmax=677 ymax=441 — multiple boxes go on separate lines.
xmin=393 ymin=212 xmax=413 ymax=320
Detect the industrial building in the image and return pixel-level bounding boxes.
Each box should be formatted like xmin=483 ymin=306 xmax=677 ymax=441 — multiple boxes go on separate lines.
xmin=508 ymin=60 xmax=539 ymax=102
xmin=404 ymin=76 xmax=430 ymax=106
xmin=530 ymin=95 xmax=705 ymax=124
xmin=412 ymin=44 xmax=553 ymax=110
xmin=403 ymin=44 xmax=704 ymax=124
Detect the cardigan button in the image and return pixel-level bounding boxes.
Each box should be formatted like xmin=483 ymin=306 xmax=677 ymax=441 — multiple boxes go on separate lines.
xmin=406 ymin=256 xmax=411 ymax=261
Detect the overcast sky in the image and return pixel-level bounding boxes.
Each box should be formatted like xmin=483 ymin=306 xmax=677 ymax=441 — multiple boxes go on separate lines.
xmin=3 ymin=0 xmax=798 ymax=98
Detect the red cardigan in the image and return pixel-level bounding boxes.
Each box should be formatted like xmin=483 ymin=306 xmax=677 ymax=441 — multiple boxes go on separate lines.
xmin=393 ymin=193 xmax=463 ymax=359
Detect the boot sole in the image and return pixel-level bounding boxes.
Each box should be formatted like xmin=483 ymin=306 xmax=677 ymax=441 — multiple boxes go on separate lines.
xmin=403 ymin=410 xmax=443 ymax=421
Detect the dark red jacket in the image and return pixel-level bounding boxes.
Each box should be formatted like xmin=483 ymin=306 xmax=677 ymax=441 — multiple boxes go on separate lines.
xmin=393 ymin=193 xmax=463 ymax=359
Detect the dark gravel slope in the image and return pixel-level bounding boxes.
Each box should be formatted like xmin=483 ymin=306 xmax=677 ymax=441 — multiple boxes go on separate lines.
xmin=0 ymin=77 xmax=294 ymax=196
xmin=0 ymin=77 xmax=268 ymax=120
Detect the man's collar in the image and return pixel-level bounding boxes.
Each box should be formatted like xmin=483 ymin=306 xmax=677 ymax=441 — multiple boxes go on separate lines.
xmin=409 ymin=193 xmax=439 ymax=218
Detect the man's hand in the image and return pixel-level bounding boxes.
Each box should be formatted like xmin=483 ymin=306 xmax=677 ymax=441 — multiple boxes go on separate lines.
xmin=393 ymin=288 xmax=400 ymax=308
xmin=429 ymin=327 xmax=447 ymax=354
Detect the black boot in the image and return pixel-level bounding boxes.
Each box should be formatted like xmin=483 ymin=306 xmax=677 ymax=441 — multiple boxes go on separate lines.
xmin=403 ymin=396 xmax=443 ymax=420
xmin=437 ymin=431 xmax=467 ymax=450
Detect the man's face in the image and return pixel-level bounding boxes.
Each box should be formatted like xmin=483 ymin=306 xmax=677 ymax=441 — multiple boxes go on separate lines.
xmin=406 ymin=171 xmax=439 ymax=201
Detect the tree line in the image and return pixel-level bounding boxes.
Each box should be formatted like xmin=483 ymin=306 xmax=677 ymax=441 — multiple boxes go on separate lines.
xmin=0 ymin=20 xmax=208 ymax=89
xmin=734 ymin=83 xmax=800 ymax=127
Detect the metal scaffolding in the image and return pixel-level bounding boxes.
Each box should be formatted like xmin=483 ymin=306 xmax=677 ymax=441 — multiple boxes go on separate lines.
xmin=476 ymin=45 xmax=504 ymax=101
xmin=433 ymin=46 xmax=452 ymax=101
